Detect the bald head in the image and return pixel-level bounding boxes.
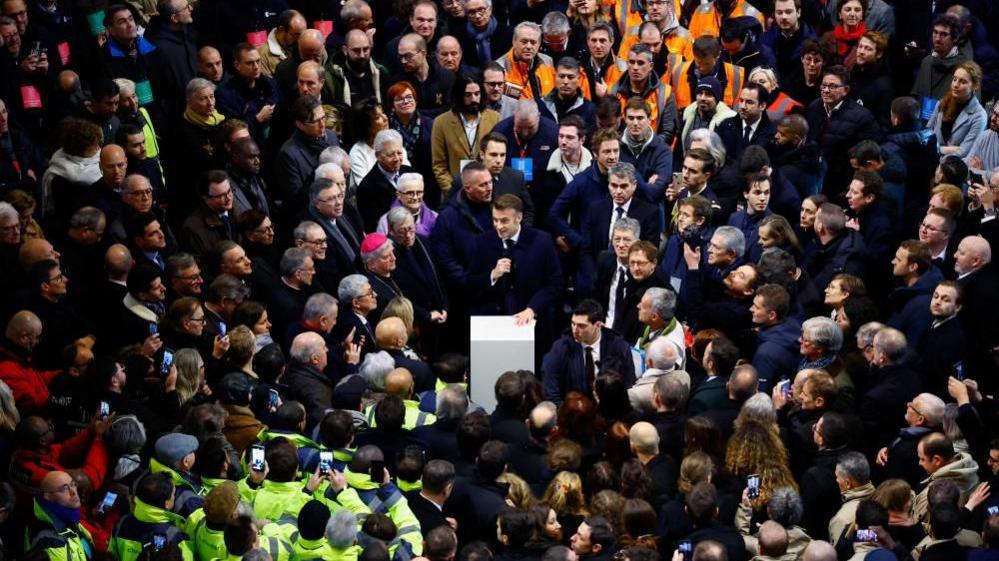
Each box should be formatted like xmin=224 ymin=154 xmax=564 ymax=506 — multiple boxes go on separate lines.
xmin=298 ymin=29 xmax=326 ymax=62
xmin=19 ymin=238 xmax=59 ymax=269
xmin=629 ymin=421 xmax=659 ymax=456
xmin=803 ymin=541 xmax=836 ymax=561
xmin=385 ymin=367 xmax=414 ymax=398
xmin=956 ymin=235 xmax=991 ymax=275
xmin=101 ymin=144 xmax=125 ymax=162
xmin=528 ymin=401 xmax=557 ymax=437
xmin=345 ymin=28 xmax=369 ymax=47
xmin=41 ymin=470 xmax=81 ymax=509
xmin=758 ymin=521 xmax=788 ymax=557
xmin=105 ymin=243 xmax=133 ymax=278
xmin=375 ymin=317 xmax=407 ymax=350
xmin=6 ymin=310 xmax=41 ymax=348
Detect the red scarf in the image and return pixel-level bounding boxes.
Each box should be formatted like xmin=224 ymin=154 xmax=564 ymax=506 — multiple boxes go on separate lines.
xmin=832 ymin=23 xmax=866 ymax=57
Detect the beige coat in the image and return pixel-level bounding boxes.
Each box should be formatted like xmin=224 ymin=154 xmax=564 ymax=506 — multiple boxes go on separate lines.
xmin=912 ymin=452 xmax=980 ymax=523
xmin=430 ymin=109 xmax=501 ymax=194
xmin=736 ymin=503 xmax=812 ymax=559
xmin=828 ymin=482 xmax=876 ymax=544
xmin=627 ymin=368 xmax=691 ymax=414
xmin=259 ymin=29 xmax=288 ymax=77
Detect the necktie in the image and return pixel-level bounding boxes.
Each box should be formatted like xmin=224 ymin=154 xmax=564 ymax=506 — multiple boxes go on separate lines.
xmin=329 ymin=220 xmax=357 ymax=262
xmin=610 ymin=206 xmax=625 ymax=248
xmin=153 ymin=253 xmax=165 ymax=270
xmin=220 ymin=213 xmax=232 ymax=238
xmin=585 ymin=346 xmax=596 ymax=391
xmin=338 ymin=218 xmax=360 ymax=250
xmin=391 ymin=173 xmax=400 ymax=187
xmin=613 ymin=267 xmax=627 ymax=327
xmin=503 ymin=239 xmax=517 ymax=312
xmin=742 ymin=123 xmax=752 ymax=146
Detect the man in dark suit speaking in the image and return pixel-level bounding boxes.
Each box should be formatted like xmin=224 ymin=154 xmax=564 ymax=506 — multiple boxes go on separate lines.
xmin=467 ymin=194 xmax=563 ymax=326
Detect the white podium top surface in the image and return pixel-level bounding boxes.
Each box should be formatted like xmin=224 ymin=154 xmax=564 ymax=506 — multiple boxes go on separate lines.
xmin=470 ymin=316 xmax=536 ymax=341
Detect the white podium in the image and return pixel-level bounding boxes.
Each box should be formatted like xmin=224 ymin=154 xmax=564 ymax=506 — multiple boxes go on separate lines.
xmin=470 ymin=316 xmax=535 ymax=413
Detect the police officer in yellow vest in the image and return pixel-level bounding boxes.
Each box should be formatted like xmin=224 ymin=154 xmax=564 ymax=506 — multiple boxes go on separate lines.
xmin=611 ymin=44 xmax=678 ymax=147
xmin=26 ymin=471 xmax=96 ymax=561
xmin=671 ymin=36 xmax=745 ymax=111
xmin=365 ymin=367 xmax=436 ymax=430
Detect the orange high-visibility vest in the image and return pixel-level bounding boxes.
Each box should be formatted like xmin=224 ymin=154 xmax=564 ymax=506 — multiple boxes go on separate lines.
xmin=612 ymin=0 xmax=684 ymax=39
xmin=688 ymin=0 xmax=764 ymax=39
xmin=612 ymin=77 xmax=674 ymax=134
xmin=618 ymin=24 xmax=693 ymax=62
xmin=670 ymin=60 xmax=744 ymax=110
xmin=766 ymin=91 xmax=804 ymax=122
xmin=498 ymin=51 xmax=556 ymax=101
xmin=579 ymin=56 xmax=628 ymax=100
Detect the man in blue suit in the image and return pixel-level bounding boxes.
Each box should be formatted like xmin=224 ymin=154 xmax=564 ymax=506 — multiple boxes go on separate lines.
xmin=541 ymin=299 xmax=637 ymax=405
xmin=467 ymin=194 xmax=563 ymax=325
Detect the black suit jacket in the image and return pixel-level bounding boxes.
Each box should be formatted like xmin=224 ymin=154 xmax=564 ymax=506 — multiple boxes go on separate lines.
xmin=580 ymin=196 xmax=661 ymax=262
xmin=408 ymin=492 xmax=449 ymax=534
xmin=450 ymin=166 xmax=536 ymax=225
xmin=715 ymin=113 xmax=777 ymax=162
xmin=357 ymin=164 xmax=415 ymax=231
xmin=467 ymin=227 xmax=563 ymax=316
xmin=304 ymin=205 xmax=365 ymax=280
xmin=333 ymin=307 xmax=379 ymax=358
xmin=393 ymin=236 xmax=447 ymax=324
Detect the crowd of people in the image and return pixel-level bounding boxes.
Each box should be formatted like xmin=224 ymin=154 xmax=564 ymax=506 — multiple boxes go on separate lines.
xmin=0 ymin=0 xmax=998 ymax=560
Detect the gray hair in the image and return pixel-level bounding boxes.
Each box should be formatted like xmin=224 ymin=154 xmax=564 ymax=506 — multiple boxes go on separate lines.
xmin=835 ymin=451 xmax=871 ymax=485
xmin=185 ymin=77 xmax=216 ymax=101
xmin=0 ymin=380 xmax=19 ymax=432
xmin=279 ymin=247 xmax=312 ymax=277
xmin=208 ymin=273 xmax=250 ymax=302
xmin=873 ymin=327 xmax=907 ymax=363
xmin=303 ymin=292 xmax=337 ymax=322
xmin=712 ymin=226 xmax=746 ymax=258
xmin=361 ymin=238 xmax=393 ymax=264
xmin=340 ymin=0 xmax=370 ymax=22
xmin=337 ymin=274 xmax=370 ymax=303
xmin=373 ymin=129 xmax=403 ymax=154
xmin=326 ymin=509 xmax=359 ymax=548
xmin=0 ymin=202 xmax=17 ymax=224
xmin=114 ymin=78 xmax=136 ymax=96
xmin=767 ymin=488 xmax=804 ymax=527
xmin=942 ymin=403 xmax=963 ymax=443
xmin=397 ymin=172 xmax=423 ymax=193
xmin=748 ymin=66 xmax=778 ymax=90
xmin=386 ymin=207 xmax=413 ymax=231
xmin=513 ymin=99 xmax=540 ymax=120
xmin=612 ymin=217 xmax=641 ymax=240
xmin=653 ymin=375 xmax=688 ymax=410
xmin=436 ymin=384 xmax=470 ymax=421
xmin=359 ymin=351 xmax=395 ymax=391
xmin=914 ymin=393 xmax=946 ymax=427
xmin=106 ymin=415 xmax=147 ymax=456
xmin=290 ymin=332 xmax=326 ymax=363
xmin=513 ymin=21 xmax=542 ymax=40
xmin=69 ymin=206 xmax=105 ymax=230
xmin=855 ymin=321 xmax=884 ymax=349
xmin=309 ymin=177 xmax=338 ymax=203
xmin=646 ymin=336 xmax=678 ymax=370
xmin=165 ymin=252 xmax=197 ymax=279
xmin=319 ymin=146 xmax=351 ymax=167
xmin=608 ymin=162 xmax=638 ymax=184
xmin=293 ymin=220 xmax=323 ymax=242
xmin=644 ymin=287 xmax=677 ymax=322
xmin=803 ymin=542 xmax=837 ymax=561
xmin=541 ymin=11 xmax=570 ymax=34
xmin=462 ymin=0 xmax=491 ymax=7
xmin=740 ymin=393 xmax=777 ymax=425
xmin=688 ymin=129 xmax=727 ymax=169
xmin=801 ymin=316 xmax=843 ymax=353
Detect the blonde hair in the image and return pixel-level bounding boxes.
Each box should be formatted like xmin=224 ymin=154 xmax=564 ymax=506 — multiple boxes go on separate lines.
xmin=0 ymin=381 xmax=20 ymax=431
xmin=381 ymin=297 xmax=415 ymax=337
xmin=498 ymin=472 xmax=537 ymax=509
xmin=173 ymin=348 xmax=204 ymax=403
xmin=542 ymin=471 xmax=589 ymax=516
xmin=678 ymin=451 xmax=713 ymax=494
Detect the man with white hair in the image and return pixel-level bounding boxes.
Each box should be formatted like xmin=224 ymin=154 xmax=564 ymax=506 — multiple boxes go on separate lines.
xmin=285 ymin=331 xmax=335 ymax=426
xmin=305 ymin=177 xmax=364 ymax=282
xmin=953 ymin=234 xmax=999 ymax=389
xmin=386 ymin=206 xmax=448 ymax=332
xmin=357 ymin=129 xmax=415 ymax=230
xmin=336 ymin=273 xmax=379 ymax=357
xmin=359 ymin=233 xmax=399 ymax=319
xmin=628 ymin=336 xmax=691 ymax=414
xmin=859 ymin=327 xmax=924 ymax=456
xmin=876 ymin=392 xmax=946 ymax=488
xmin=630 ymin=421 xmax=678 ymax=501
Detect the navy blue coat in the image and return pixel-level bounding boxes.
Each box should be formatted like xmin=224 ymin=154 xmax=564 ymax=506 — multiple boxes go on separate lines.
xmin=761 ymin=23 xmax=817 ymax=80
xmin=856 ymin=203 xmax=896 ymax=263
xmin=769 ymin=141 xmax=824 ymax=200
xmin=549 ymin=164 xmax=657 ymax=248
xmin=805 ymin=98 xmax=882 ymax=193
xmin=859 ymin=361 xmax=924 ymax=454
xmin=216 ymin=75 xmax=281 ymax=144
xmin=619 ymin=134 xmax=673 ymax=200
xmin=804 ymin=230 xmax=867 ymax=294
xmin=687 ymin=376 xmax=729 ymax=418
xmin=715 ymin=114 xmax=777 ymax=164
xmin=752 ymin=318 xmax=802 ymax=392
xmin=467 ymin=226 xmax=563 ymax=316
xmin=541 ymin=327 xmax=636 ymax=404
xmin=429 ymin=192 xmax=491 ymax=288
xmin=887 ymin=266 xmax=944 ymax=345
xmin=579 ymin=196 xmax=661 ymax=291
xmin=492 ymin=116 xmax=559 ymax=188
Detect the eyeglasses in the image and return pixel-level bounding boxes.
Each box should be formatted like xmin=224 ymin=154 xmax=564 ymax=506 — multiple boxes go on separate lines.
xmin=394 ymin=94 xmax=416 ymax=103
xmin=919 ymin=222 xmax=942 ymax=232
xmin=399 ymin=51 xmax=422 ymax=61
xmin=400 ymin=190 xmax=424 ymax=198
xmin=254 ymin=224 xmax=275 ymax=234
xmin=187 ymin=316 xmax=207 ymax=324
xmin=484 ymin=81 xmax=505 ymax=88
xmin=466 ymin=6 xmax=489 ymax=16
xmin=205 ymin=189 xmax=233 ymax=199
xmin=126 ymin=189 xmax=153 ymax=198
xmin=47 ymin=273 xmax=66 ymax=283
xmin=52 ymin=481 xmax=78 ymax=494
xmin=907 ymin=401 xmax=924 ymax=418
xmin=318 ymin=193 xmax=346 ymax=203
xmin=305 ymin=237 xmax=328 ymax=247
xmin=394 ymin=226 xmax=416 ymax=235
xmin=175 ymin=272 xmax=203 ymax=281
xmin=820 ymin=83 xmax=845 ymax=91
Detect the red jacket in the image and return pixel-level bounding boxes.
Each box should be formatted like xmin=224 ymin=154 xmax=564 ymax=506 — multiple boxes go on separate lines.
xmin=10 ymin=426 xmax=109 ymax=491
xmin=0 ymin=342 xmax=60 ymax=416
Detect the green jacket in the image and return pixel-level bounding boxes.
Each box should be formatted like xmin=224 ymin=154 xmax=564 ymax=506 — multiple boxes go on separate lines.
xmin=206 ymin=533 xmax=292 ymax=561
xmin=339 ymin=470 xmax=423 ymax=555
xmin=291 ymin=535 xmax=362 ymax=561
xmin=149 ymin=458 xmax=206 ymax=516
xmin=185 ymin=509 xmax=227 ymax=561
xmin=364 ymin=400 xmax=436 ymax=430
xmin=109 ymin=498 xmax=195 ymax=561
xmin=25 ymin=500 xmax=96 ymax=561
xmin=238 ymin=478 xmax=316 ymax=520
